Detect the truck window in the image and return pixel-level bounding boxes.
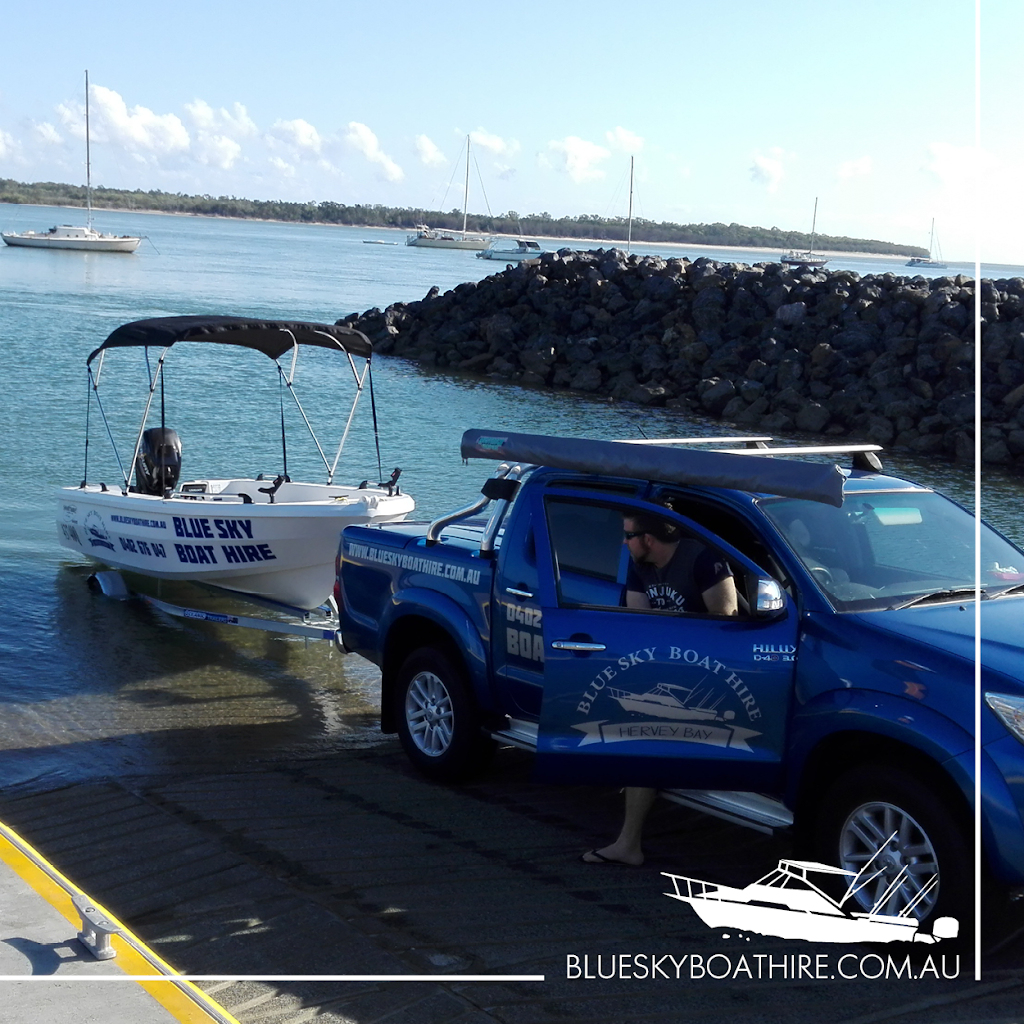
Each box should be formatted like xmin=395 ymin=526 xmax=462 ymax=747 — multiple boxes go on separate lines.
xmin=545 ymin=499 xmax=628 ymax=607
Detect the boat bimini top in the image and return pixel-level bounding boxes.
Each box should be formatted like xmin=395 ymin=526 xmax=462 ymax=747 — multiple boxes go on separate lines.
xmin=87 ymin=315 xmax=373 ymax=364
xmin=83 ymin=315 xmax=383 ymax=496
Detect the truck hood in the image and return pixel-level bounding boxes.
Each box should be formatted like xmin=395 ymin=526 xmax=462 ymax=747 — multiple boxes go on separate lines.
xmin=853 ymin=598 xmax=1024 ymax=691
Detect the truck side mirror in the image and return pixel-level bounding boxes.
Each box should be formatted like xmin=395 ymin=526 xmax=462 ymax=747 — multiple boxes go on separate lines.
xmin=755 ymin=577 xmax=786 ymax=617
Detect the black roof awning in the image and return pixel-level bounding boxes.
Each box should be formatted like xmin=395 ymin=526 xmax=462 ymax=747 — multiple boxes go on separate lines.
xmin=87 ymin=315 xmax=373 ymax=364
xmin=461 ymin=429 xmax=846 ymax=506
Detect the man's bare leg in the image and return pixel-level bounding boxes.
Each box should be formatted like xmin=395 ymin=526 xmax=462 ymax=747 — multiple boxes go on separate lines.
xmin=581 ymin=787 xmax=657 ymax=865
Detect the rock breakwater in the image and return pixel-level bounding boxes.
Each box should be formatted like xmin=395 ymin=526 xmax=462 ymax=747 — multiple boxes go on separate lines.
xmin=338 ymin=248 xmax=1023 ymax=471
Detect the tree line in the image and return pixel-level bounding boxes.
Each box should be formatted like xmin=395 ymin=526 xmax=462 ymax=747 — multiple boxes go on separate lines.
xmin=0 ymin=178 xmax=928 ymax=257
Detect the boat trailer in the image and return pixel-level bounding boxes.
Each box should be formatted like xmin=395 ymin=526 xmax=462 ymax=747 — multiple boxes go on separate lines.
xmin=87 ymin=569 xmax=341 ymax=642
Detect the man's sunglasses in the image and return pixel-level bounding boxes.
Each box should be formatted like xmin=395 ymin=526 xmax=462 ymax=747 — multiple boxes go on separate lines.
xmin=623 ymin=530 xmax=646 ymax=540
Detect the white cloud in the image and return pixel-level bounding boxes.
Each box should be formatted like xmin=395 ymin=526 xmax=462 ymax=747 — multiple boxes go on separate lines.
xmin=547 ymin=136 xmax=610 ymax=183
xmin=268 ymin=155 xmax=295 ymax=177
xmin=184 ymin=100 xmax=255 ymax=170
xmin=469 ymin=128 xmax=519 ymax=157
xmin=33 ymin=122 xmax=62 ymax=145
xmin=345 ymin=122 xmax=403 ymax=182
xmin=269 ymin=118 xmax=322 ymax=155
xmin=68 ymin=84 xmax=190 ymax=155
xmin=185 ymin=100 xmax=256 ymax=138
xmin=0 ymin=128 xmax=16 ymax=160
xmin=605 ymin=126 xmax=644 ymax=154
xmin=838 ymin=155 xmax=873 ymax=180
xmin=750 ymin=147 xmax=786 ymax=192
xmin=924 ymin=141 xmax=981 ymax=191
xmin=415 ymin=134 xmax=446 ymax=166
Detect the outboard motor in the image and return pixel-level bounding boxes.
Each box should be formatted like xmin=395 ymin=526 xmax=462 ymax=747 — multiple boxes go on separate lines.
xmin=134 ymin=427 xmax=182 ymax=495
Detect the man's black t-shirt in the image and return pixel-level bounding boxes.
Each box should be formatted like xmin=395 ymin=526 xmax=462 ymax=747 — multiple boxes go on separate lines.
xmin=626 ymin=539 xmax=732 ymax=612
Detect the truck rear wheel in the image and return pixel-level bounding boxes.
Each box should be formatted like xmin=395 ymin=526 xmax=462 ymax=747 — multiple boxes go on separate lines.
xmin=813 ymin=765 xmax=971 ymax=932
xmin=394 ymin=647 xmax=495 ymax=782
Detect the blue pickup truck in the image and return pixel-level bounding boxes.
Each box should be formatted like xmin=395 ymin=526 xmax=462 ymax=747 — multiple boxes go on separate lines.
xmin=336 ymin=429 xmax=1024 ymax=927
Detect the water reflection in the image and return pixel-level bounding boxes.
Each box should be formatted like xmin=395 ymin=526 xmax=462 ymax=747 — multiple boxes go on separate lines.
xmin=0 ymin=564 xmax=385 ymax=792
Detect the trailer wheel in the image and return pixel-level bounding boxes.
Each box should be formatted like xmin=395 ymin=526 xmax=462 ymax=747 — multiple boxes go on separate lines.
xmin=812 ymin=765 xmax=970 ymax=930
xmin=394 ymin=647 xmax=494 ymax=782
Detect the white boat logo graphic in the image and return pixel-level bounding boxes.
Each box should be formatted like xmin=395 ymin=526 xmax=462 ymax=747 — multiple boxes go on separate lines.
xmin=607 ymin=682 xmax=733 ymax=722
xmin=663 ymin=835 xmax=958 ymax=944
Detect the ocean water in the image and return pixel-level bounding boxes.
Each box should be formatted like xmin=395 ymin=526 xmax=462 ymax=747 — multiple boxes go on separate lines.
xmin=0 ymin=203 xmax=1019 ymax=790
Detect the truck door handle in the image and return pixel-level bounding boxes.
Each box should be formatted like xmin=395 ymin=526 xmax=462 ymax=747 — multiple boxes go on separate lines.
xmin=505 ymin=587 xmax=534 ymax=599
xmin=551 ymin=639 xmax=607 ymax=652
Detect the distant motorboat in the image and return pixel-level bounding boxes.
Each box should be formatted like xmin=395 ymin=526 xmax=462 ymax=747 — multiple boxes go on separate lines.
xmin=362 ymin=239 xmax=399 ymax=245
xmin=780 ymin=197 xmax=828 ymax=268
xmin=476 ymin=239 xmax=545 ymax=261
xmin=407 ymin=136 xmax=491 ymax=250
xmin=2 ymin=72 xmax=141 ymax=254
xmin=906 ymin=219 xmax=947 ymax=269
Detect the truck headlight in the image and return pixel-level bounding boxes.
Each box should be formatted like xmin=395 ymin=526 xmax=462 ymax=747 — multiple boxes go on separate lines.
xmin=986 ymin=693 xmax=1024 ymax=743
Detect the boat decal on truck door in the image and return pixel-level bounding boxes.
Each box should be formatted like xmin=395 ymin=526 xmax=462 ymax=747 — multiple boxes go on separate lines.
xmin=567 ymin=645 xmax=763 ymax=752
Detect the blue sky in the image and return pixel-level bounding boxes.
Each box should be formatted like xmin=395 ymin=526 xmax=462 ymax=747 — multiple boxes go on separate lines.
xmin=0 ymin=0 xmax=1017 ymax=262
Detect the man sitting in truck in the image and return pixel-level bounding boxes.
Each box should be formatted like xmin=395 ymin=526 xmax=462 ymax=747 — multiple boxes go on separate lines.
xmin=581 ymin=510 xmax=739 ymax=866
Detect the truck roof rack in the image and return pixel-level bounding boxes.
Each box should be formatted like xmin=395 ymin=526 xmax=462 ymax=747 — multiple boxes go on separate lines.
xmin=714 ymin=444 xmax=882 ymax=456
xmin=614 ymin=436 xmax=772 ymax=447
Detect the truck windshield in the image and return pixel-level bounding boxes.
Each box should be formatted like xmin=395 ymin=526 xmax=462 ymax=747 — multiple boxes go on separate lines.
xmin=760 ymin=490 xmax=1024 ymax=611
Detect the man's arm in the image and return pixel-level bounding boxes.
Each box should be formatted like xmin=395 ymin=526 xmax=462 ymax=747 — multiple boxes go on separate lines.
xmin=626 ymin=588 xmax=651 ymax=609
xmin=702 ymin=575 xmax=738 ymax=616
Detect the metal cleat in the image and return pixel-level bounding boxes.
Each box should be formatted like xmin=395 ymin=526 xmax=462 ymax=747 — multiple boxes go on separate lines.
xmin=72 ymin=893 xmax=120 ymax=959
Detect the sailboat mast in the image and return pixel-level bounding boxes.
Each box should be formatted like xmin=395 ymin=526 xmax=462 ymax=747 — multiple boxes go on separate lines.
xmin=462 ymin=135 xmax=470 ymax=237
xmin=810 ymin=196 xmax=818 ymax=254
xmin=627 ymin=157 xmax=634 ymax=254
xmin=85 ymin=69 xmax=93 ymax=228
xmin=928 ymin=217 xmax=936 ymax=259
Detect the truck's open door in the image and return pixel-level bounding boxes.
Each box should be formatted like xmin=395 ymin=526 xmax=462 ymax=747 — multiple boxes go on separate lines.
xmin=532 ymin=490 xmax=801 ymax=792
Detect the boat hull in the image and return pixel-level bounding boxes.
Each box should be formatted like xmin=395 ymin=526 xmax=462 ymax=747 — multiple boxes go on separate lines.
xmin=780 ymin=253 xmax=828 ymax=268
xmin=406 ymin=235 xmax=489 ymax=249
xmin=477 ymin=249 xmax=543 ymax=261
xmin=674 ymin=894 xmax=921 ymax=943
xmin=2 ymin=230 xmax=141 ymax=252
xmin=57 ymin=481 xmax=414 ymax=609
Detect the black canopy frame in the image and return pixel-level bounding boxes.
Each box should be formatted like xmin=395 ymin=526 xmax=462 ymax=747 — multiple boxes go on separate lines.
xmin=83 ymin=315 xmax=382 ymax=494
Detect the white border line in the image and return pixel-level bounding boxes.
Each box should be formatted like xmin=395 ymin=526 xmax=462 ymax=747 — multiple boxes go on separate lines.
xmin=0 ymin=975 xmax=545 ymax=983
xmin=973 ymin=0 xmax=982 ymax=985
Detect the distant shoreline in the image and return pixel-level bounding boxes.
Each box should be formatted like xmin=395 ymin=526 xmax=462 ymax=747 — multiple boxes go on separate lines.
xmin=0 ymin=199 xmax=972 ymax=265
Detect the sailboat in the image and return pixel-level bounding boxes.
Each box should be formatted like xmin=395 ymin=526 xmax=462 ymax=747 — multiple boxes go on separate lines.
xmin=2 ymin=71 xmax=141 ymax=253
xmin=906 ymin=219 xmax=947 ymax=269
xmin=780 ymin=197 xmax=828 ymax=268
xmin=406 ymin=135 xmax=490 ymax=250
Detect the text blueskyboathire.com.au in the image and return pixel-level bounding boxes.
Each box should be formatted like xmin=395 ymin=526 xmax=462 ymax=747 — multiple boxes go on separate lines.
xmin=567 ymin=952 xmax=960 ymax=981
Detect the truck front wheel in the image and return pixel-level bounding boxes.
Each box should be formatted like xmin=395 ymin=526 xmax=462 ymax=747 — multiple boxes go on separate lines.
xmin=813 ymin=766 xmax=970 ymax=931
xmin=394 ymin=647 xmax=495 ymax=782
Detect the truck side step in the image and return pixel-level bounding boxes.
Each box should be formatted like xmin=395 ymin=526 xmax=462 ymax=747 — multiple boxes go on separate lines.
xmin=491 ymin=720 xmax=792 ymax=835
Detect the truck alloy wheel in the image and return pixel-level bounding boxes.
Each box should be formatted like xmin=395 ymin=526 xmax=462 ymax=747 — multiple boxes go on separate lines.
xmin=837 ymin=799 xmax=940 ymax=918
xmin=814 ymin=766 xmax=970 ymax=927
xmin=404 ymin=666 xmax=454 ymax=757
xmin=394 ymin=647 xmax=495 ymax=781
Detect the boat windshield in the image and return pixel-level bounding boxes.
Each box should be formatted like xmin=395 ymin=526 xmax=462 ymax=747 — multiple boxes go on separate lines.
xmin=760 ymin=490 xmax=1024 ymax=611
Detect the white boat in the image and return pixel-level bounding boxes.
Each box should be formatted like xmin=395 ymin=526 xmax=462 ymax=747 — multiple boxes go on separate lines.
xmin=663 ymin=848 xmax=959 ymax=945
xmin=906 ymin=219 xmax=947 ymax=269
xmin=57 ymin=316 xmax=414 ymax=610
xmin=476 ymin=239 xmax=545 ymax=261
xmin=407 ymin=136 xmax=490 ymax=250
xmin=780 ymin=197 xmax=828 ymax=268
xmin=2 ymin=72 xmax=141 ymax=253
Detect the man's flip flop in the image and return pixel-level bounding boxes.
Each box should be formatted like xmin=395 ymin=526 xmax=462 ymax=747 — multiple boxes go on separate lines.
xmin=580 ymin=849 xmax=640 ymax=866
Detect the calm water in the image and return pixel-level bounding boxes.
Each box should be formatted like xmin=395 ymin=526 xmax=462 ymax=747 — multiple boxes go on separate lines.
xmin=0 ymin=203 xmax=1020 ymax=791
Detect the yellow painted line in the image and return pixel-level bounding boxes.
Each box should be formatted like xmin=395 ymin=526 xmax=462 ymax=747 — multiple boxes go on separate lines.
xmin=0 ymin=820 xmax=240 ymax=1024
